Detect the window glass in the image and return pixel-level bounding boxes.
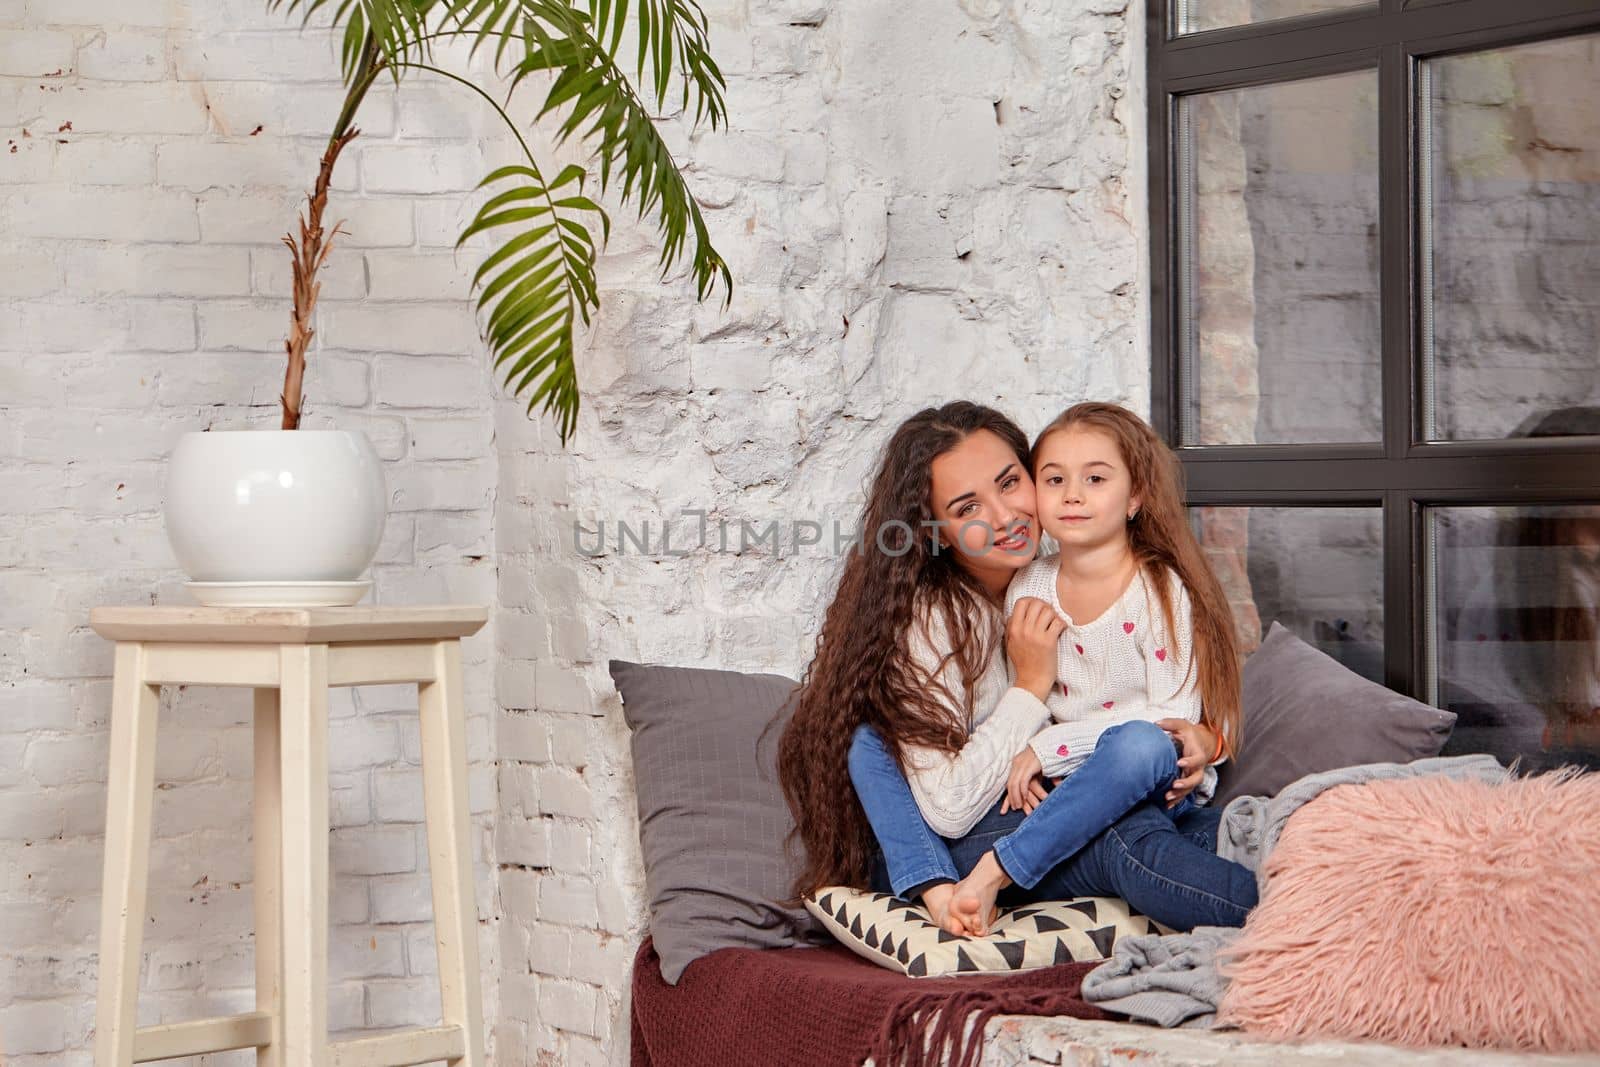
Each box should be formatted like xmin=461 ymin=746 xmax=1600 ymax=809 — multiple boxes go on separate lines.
xmin=1176 ymin=71 xmax=1381 ymax=445
xmin=1429 ymin=504 xmax=1600 ymax=770
xmin=1421 ymin=36 xmax=1600 ymax=442
xmin=1192 ymin=505 xmax=1385 ymax=679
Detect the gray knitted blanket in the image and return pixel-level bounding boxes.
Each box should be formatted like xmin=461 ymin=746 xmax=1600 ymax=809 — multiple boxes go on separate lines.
xmin=1080 ymin=754 xmax=1508 ymax=1028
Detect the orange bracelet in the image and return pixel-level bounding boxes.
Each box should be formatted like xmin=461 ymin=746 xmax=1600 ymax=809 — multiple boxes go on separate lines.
xmin=1210 ymin=727 xmax=1225 ymax=764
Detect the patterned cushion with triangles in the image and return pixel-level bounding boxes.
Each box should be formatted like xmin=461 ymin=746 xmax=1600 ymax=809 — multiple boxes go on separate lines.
xmin=803 ymin=887 xmax=1171 ymax=977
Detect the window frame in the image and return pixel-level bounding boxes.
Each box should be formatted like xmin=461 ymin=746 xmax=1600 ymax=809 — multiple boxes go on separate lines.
xmin=1146 ymin=0 xmax=1600 ymax=701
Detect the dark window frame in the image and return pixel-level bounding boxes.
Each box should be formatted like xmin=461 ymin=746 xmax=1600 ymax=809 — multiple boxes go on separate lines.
xmin=1146 ymin=0 xmax=1600 ymax=700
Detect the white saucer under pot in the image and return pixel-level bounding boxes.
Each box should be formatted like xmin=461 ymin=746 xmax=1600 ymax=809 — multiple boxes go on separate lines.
xmin=165 ymin=429 xmax=386 ymax=606
xmin=182 ymin=579 xmax=374 ymax=608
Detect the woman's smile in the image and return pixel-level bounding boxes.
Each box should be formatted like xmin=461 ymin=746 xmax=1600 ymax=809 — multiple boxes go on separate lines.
xmin=994 ymin=526 xmax=1031 ymax=551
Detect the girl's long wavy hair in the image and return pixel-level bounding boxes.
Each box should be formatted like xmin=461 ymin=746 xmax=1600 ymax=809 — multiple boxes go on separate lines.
xmin=777 ymin=402 xmax=1031 ymax=898
xmin=1033 ymin=403 xmax=1244 ymax=758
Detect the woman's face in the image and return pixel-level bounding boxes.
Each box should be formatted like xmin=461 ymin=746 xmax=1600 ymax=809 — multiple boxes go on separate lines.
xmin=927 ymin=429 xmax=1039 ymax=591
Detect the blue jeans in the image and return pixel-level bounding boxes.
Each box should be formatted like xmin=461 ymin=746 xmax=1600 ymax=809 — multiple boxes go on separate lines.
xmin=847 ymin=722 xmax=1257 ymax=930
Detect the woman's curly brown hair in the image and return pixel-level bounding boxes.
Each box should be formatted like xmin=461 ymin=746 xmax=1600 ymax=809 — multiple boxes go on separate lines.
xmin=776 ymin=401 xmax=1031 ymax=899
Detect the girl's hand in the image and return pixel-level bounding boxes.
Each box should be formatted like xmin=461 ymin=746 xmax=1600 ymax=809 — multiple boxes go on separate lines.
xmin=1001 ymin=746 xmax=1048 ymax=815
xmin=1156 ymin=718 xmax=1215 ymax=808
xmin=1006 ymin=597 xmax=1066 ymax=702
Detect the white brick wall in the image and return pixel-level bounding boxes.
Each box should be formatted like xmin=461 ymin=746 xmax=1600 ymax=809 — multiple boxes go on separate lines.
xmin=0 ymin=1 xmax=504 ymax=1062
xmin=491 ymin=0 xmax=1148 ymax=1062
xmin=1 ymin=0 xmax=1146 ymax=1064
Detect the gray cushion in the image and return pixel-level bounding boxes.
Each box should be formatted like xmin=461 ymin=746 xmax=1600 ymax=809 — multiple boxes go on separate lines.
xmin=1212 ymin=623 xmax=1458 ymax=806
xmin=609 ymin=660 xmax=824 ymax=984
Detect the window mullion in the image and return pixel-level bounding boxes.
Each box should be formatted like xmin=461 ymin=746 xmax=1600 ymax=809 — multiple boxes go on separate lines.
xmin=1379 ymin=41 xmax=1412 ymax=463
xmin=1383 ymin=490 xmax=1419 ymax=699
xmin=1377 ymin=40 xmax=1415 ymax=698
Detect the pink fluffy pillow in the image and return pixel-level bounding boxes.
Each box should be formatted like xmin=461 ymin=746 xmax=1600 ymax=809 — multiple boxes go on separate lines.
xmin=1218 ymin=771 xmax=1600 ymax=1052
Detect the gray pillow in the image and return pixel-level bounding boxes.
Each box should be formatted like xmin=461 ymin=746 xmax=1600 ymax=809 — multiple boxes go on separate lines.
xmin=609 ymin=660 xmax=824 ymax=984
xmin=1211 ymin=623 xmax=1458 ymax=806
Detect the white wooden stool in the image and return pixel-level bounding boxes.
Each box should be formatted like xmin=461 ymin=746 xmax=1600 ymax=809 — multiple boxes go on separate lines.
xmin=88 ymin=605 xmax=489 ymax=1067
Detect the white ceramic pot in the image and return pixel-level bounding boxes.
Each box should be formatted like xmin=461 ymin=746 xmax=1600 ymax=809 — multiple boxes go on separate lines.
xmin=164 ymin=429 xmax=387 ymax=590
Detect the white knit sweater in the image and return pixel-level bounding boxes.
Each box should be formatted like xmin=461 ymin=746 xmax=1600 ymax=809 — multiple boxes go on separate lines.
xmin=1004 ymin=556 xmax=1221 ymax=801
xmin=898 ymin=595 xmax=1052 ymax=838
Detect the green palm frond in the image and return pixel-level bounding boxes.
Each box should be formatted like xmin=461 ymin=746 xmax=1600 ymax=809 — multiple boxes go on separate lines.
xmin=458 ymin=162 xmax=605 ymax=444
xmin=268 ymin=0 xmax=733 ymax=446
xmin=419 ymin=1 xmax=730 ymax=443
xmin=587 ymin=0 xmax=727 ymax=129
xmin=509 ymin=1 xmax=730 ymax=300
xmin=443 ymin=0 xmax=725 ymax=128
xmin=439 ymin=0 xmax=537 ymax=72
xmin=267 ymin=0 xmax=437 ymax=84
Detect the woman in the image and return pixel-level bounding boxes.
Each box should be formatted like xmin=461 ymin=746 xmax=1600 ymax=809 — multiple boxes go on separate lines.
xmin=778 ymin=401 xmax=1256 ymax=935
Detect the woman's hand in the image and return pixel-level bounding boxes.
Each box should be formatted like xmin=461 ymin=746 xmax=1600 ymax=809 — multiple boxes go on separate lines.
xmin=1002 ymin=746 xmax=1048 ymax=815
xmin=1006 ymin=597 xmax=1065 ymax=703
xmin=1156 ymin=718 xmax=1215 ymax=808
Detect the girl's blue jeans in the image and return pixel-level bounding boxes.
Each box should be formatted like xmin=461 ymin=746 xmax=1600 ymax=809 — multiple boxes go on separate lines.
xmin=847 ymin=719 xmax=1257 ymax=930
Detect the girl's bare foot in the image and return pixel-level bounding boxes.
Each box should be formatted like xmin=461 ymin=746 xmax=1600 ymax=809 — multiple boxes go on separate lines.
xmin=949 ymin=852 xmax=1011 ymax=937
xmin=920 ymin=882 xmax=970 ymax=936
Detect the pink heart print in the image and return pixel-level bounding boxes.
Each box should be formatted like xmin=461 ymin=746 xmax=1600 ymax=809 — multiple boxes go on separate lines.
xmin=1102 ymin=700 xmax=1114 ymax=709
xmin=1074 ymin=644 xmax=1084 ymax=655
xmin=1059 ymin=681 xmax=1069 ymax=696
xmin=1155 ymin=648 xmax=1167 ymax=662
xmin=1057 ymin=744 xmax=1070 ymax=757
xmin=1123 ymin=621 xmax=1135 ymax=634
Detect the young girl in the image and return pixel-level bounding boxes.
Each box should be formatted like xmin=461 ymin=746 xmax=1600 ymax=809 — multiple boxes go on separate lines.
xmin=948 ymin=402 xmax=1243 ymax=934
xmin=779 ymin=401 xmax=1256 ymax=941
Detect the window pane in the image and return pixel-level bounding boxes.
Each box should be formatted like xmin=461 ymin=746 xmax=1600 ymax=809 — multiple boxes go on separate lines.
xmin=1429 ymin=505 xmax=1600 ymax=770
xmin=1176 ymin=71 xmax=1381 ymax=445
xmin=1191 ymin=506 xmax=1384 ymax=680
xmin=1172 ymin=0 xmax=1372 ymax=37
xmin=1421 ymin=35 xmax=1600 ymax=442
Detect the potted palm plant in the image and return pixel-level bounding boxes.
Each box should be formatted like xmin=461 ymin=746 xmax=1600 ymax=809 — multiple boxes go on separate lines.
xmin=164 ymin=0 xmax=731 ymax=605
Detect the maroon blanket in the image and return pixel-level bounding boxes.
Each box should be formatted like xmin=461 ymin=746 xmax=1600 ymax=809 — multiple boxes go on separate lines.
xmin=630 ymin=937 xmax=1109 ymax=1067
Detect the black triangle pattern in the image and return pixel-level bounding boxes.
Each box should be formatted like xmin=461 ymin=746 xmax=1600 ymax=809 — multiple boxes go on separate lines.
xmin=864 ymin=924 xmax=879 ymax=950
xmin=1085 ymin=925 xmax=1117 ymax=958
xmin=897 ymin=939 xmax=911 ymax=964
xmin=849 ymin=914 xmax=864 ymax=939
xmin=1031 ymin=914 xmax=1069 ymax=933
xmin=880 ymin=932 xmax=896 ymax=958
xmin=955 ymin=946 xmax=980 ymax=972
xmin=908 ymin=953 xmax=927 ymax=977
xmin=816 ymin=893 xmax=833 ymax=915
xmin=1064 ymin=900 xmax=1098 ymax=921
xmin=1146 ymin=920 xmax=1162 ymax=935
xmin=995 ymin=940 xmax=1026 ymax=970
xmin=1053 ymin=939 xmax=1075 ymax=966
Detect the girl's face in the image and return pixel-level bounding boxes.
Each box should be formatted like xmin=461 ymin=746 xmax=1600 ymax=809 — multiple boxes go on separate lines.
xmin=927 ymin=429 xmax=1040 ymax=588
xmin=1033 ymin=426 xmax=1141 ymax=552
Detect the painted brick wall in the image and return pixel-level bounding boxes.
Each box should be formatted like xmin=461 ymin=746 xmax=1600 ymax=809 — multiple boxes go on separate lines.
xmin=0 ymin=2 xmax=504 ymax=1062
xmin=0 ymin=0 xmax=1147 ymax=1063
xmin=490 ymin=0 xmax=1149 ymax=1062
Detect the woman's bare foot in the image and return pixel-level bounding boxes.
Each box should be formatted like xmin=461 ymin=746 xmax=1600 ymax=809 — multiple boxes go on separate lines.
xmin=920 ymin=883 xmax=970 ymax=936
xmin=949 ymin=852 xmax=1011 ymax=937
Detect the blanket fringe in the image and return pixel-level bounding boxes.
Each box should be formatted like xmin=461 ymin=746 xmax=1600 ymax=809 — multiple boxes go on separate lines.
xmin=875 ymin=986 xmax=1096 ymax=1067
